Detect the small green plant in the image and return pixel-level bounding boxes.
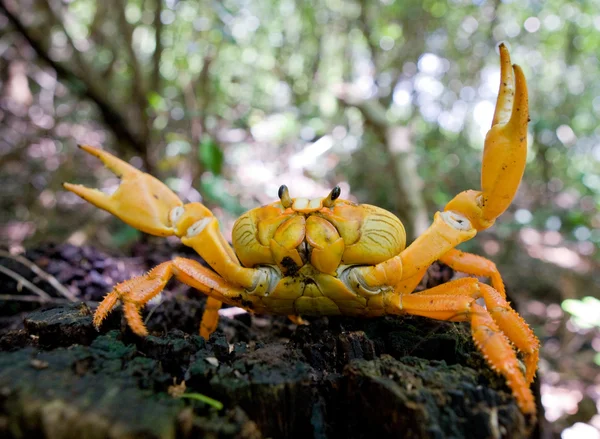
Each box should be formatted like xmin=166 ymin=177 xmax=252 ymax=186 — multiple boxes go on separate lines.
xmin=179 ymin=393 xmax=224 ymax=410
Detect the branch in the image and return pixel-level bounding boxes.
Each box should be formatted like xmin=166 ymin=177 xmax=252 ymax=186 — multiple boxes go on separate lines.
xmin=0 ymin=250 xmax=77 ymax=302
xmin=183 ymin=50 xmax=217 ymax=145
xmin=0 ymin=265 xmax=52 ymax=302
xmin=335 ymin=86 xmax=388 ymax=128
xmin=0 ymin=0 xmax=148 ymax=157
xmin=115 ymin=0 xmax=149 ymax=144
xmin=152 ymin=0 xmax=163 ymax=93
xmin=181 ymin=48 xmax=219 ymax=183
xmin=357 ymin=0 xmax=378 ymax=66
xmin=43 ymin=0 xmax=93 ymax=83
xmin=0 ymin=294 xmax=97 ymax=305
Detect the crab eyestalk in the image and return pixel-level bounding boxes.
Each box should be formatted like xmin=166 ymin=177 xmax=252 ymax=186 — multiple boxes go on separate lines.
xmin=445 ymin=44 xmax=529 ymax=231
xmin=323 ymin=186 xmax=341 ymax=207
xmin=278 ymin=185 xmax=293 ymax=208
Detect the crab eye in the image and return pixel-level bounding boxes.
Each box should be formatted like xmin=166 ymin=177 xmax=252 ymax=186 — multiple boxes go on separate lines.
xmin=278 ymin=185 xmax=292 ymax=208
xmin=330 ymin=186 xmax=341 ymax=201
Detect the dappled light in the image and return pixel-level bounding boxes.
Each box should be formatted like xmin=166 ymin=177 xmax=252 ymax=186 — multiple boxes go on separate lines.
xmin=1 ymin=0 xmax=599 ymax=436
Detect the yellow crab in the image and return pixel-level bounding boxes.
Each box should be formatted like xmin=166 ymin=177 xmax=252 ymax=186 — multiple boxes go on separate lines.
xmin=64 ymin=45 xmax=539 ymax=414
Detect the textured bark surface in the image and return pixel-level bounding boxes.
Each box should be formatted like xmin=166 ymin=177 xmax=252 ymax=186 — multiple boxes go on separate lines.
xmin=0 ymin=244 xmax=539 ymax=438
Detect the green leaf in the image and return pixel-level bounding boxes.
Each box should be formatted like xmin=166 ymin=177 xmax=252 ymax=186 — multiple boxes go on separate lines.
xmin=179 ymin=393 xmax=224 ymax=410
xmin=198 ymin=137 xmax=224 ymax=175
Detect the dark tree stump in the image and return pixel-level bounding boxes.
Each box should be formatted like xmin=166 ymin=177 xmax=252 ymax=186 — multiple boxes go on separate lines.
xmin=0 ymin=244 xmax=539 ymax=438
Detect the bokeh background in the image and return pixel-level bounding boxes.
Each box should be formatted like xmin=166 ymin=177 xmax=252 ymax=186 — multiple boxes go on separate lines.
xmin=0 ymin=0 xmax=599 ymax=437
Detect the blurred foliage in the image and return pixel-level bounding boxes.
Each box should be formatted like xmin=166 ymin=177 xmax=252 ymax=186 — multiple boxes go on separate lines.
xmin=199 ymin=137 xmax=224 ymax=176
xmin=1 ymin=0 xmax=600 ymax=436
xmin=562 ymin=297 xmax=600 ymax=331
xmin=0 ymin=0 xmax=597 ymax=252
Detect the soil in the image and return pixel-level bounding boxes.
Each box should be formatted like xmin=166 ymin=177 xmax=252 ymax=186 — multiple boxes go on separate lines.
xmin=0 ymin=242 xmax=540 ymax=438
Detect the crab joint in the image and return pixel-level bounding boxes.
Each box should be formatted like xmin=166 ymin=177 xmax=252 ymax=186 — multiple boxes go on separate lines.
xmin=169 ymin=206 xmax=185 ymax=226
xmin=187 ymin=218 xmax=212 ymax=238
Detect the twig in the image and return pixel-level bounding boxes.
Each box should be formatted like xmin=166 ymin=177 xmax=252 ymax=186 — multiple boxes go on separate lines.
xmin=0 ymin=294 xmax=98 ymax=305
xmin=0 ymin=265 xmax=52 ymax=301
xmin=144 ymin=293 xmax=163 ymax=325
xmin=0 ymin=250 xmax=78 ymax=302
xmin=0 ymin=294 xmax=67 ymax=303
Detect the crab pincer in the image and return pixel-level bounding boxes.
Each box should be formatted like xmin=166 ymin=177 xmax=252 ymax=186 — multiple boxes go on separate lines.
xmin=481 ymin=44 xmax=529 ymax=222
xmin=63 ymin=145 xmax=183 ymax=236
xmin=445 ymin=44 xmax=528 ymax=231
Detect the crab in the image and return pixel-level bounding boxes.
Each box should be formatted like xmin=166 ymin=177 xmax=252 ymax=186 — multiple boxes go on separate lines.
xmin=64 ymin=45 xmax=539 ymax=414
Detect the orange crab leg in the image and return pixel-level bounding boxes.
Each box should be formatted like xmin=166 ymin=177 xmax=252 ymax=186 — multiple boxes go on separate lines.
xmin=397 ymin=211 xmax=477 ymax=290
xmin=438 ymin=248 xmax=505 ymax=297
xmin=201 ymin=297 xmax=224 ymax=338
xmin=384 ymin=278 xmax=538 ymax=414
xmin=356 ymin=46 xmax=529 ymax=295
xmin=341 ymin=46 xmax=529 ymax=296
xmin=93 ymin=257 xmax=265 ymax=338
xmin=415 ymin=277 xmax=539 ymax=384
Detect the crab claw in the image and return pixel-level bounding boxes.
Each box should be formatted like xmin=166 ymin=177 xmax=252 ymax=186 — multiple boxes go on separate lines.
xmin=480 ymin=44 xmax=529 ymax=223
xmin=445 ymin=45 xmax=528 ymax=231
xmin=63 ymin=145 xmax=183 ymax=236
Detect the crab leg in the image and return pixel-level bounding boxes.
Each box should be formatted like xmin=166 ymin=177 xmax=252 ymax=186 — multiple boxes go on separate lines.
xmin=93 ymin=257 xmax=265 ymax=338
xmin=201 ymin=297 xmax=225 ymax=337
xmin=384 ymin=278 xmax=538 ymax=414
xmin=438 ymin=248 xmax=505 ymax=297
xmin=360 ymin=45 xmax=529 ymax=295
xmin=414 ymin=277 xmax=539 ymax=384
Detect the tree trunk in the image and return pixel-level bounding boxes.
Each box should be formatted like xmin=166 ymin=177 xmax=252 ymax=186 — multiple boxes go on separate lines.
xmin=0 ymin=243 xmax=540 ymax=438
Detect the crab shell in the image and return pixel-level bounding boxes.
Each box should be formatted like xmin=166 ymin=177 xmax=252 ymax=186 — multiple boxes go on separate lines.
xmin=230 ymin=196 xmax=406 ymax=315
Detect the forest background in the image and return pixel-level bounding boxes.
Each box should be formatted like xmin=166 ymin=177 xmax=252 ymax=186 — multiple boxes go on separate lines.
xmin=0 ymin=0 xmax=599 ymax=436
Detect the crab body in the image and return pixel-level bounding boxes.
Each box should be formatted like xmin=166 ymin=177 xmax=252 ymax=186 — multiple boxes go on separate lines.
xmin=64 ymin=45 xmax=540 ymax=415
xmin=229 ymin=197 xmax=406 ymax=316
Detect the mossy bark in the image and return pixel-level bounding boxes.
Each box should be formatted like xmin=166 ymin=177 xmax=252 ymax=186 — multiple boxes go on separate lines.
xmin=0 ymin=245 xmax=539 ymax=438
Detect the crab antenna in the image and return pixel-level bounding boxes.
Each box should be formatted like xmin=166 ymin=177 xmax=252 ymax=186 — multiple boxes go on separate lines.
xmin=323 ymin=186 xmax=341 ymax=207
xmin=278 ymin=185 xmax=292 ymax=208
